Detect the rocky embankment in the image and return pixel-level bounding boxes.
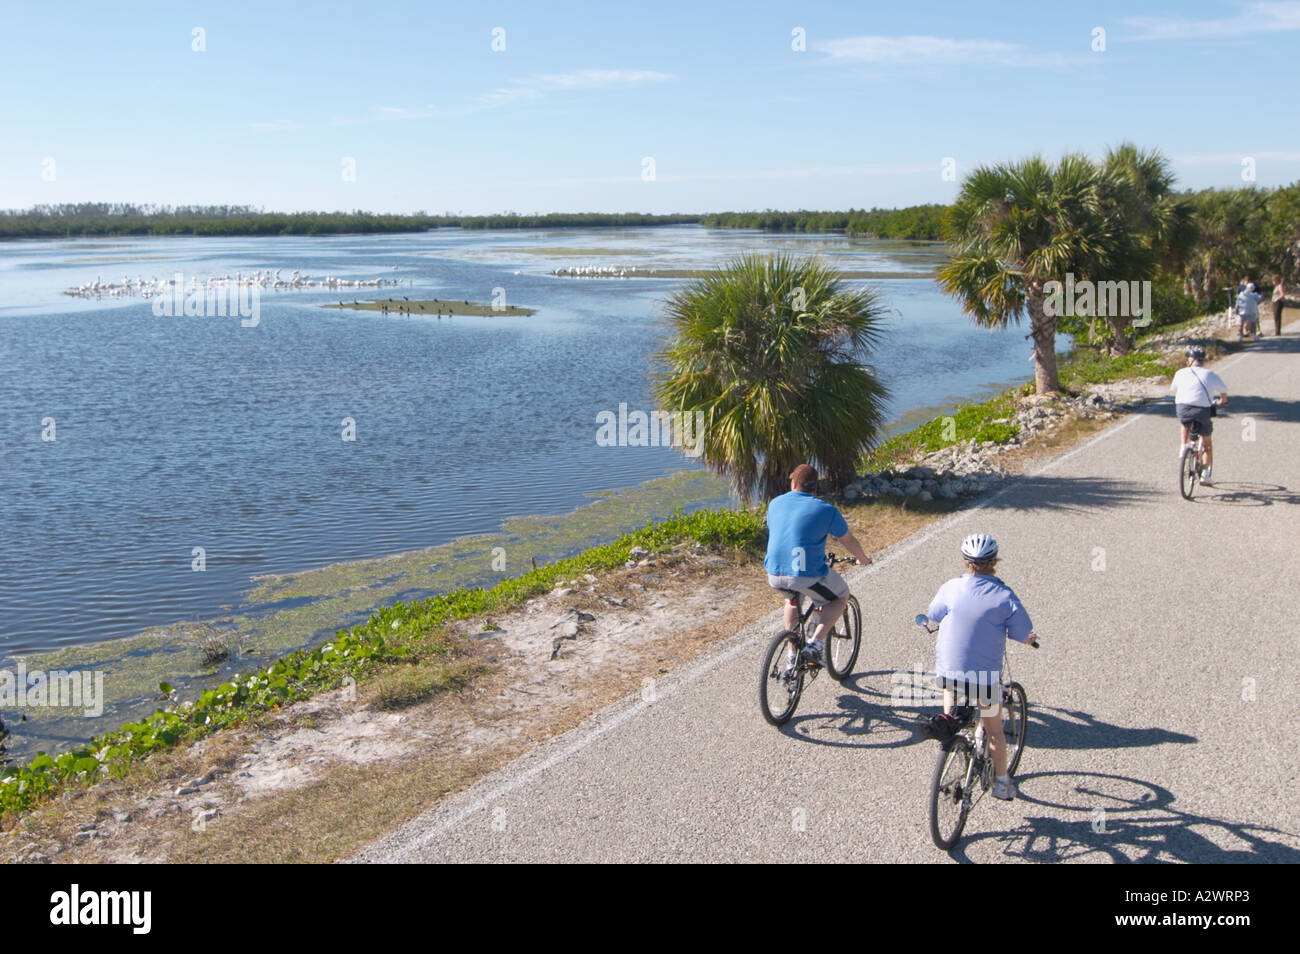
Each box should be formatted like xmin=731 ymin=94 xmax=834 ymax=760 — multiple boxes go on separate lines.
xmin=843 ymin=312 xmax=1242 ymax=505
xmin=843 ymin=389 xmax=1144 ymax=503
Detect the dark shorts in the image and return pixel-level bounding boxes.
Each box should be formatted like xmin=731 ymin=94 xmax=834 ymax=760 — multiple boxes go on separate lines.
xmin=935 ymin=675 xmax=1004 ymax=710
xmin=1176 ymin=403 xmax=1213 ymax=435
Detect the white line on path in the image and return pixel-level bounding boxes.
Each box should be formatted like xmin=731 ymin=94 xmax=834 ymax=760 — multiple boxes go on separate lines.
xmin=377 ymin=353 xmax=1253 ymax=857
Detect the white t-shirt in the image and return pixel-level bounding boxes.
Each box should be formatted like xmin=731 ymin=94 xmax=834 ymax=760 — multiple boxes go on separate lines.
xmin=1170 ymin=366 xmax=1227 ymax=407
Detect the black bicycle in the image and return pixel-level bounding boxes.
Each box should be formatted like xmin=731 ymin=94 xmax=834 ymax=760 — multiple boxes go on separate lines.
xmin=758 ymin=554 xmax=861 ymax=726
xmin=1179 ymin=396 xmax=1225 ymax=500
xmin=915 ymin=613 xmax=1036 ymax=850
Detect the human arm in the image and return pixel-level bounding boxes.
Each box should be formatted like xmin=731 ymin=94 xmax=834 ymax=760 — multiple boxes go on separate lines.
xmin=1004 ymin=595 xmax=1037 ymax=646
xmin=1208 ymin=371 xmax=1228 ymax=405
xmin=926 ymin=581 xmax=950 ymax=624
xmin=832 ymin=528 xmax=872 ymax=566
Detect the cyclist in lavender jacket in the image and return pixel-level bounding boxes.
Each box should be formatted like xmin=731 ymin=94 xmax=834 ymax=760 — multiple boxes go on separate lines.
xmin=925 ymin=534 xmax=1039 ymax=800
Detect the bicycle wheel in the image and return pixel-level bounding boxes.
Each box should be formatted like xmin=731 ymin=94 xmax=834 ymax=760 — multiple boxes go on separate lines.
xmin=759 ymin=630 xmax=804 ymax=726
xmin=825 ymin=595 xmax=862 ymax=680
xmin=929 ymin=736 xmax=974 ymax=850
xmin=1179 ymin=443 xmax=1197 ymax=499
xmin=1002 ymin=682 xmax=1028 ymax=776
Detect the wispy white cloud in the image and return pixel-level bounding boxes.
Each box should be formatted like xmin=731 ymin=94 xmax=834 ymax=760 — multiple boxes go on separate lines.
xmin=818 ymin=35 xmax=1024 ymax=65
xmin=1124 ymin=1 xmax=1300 ymax=39
xmin=814 ymin=34 xmax=1082 ymax=68
xmin=254 ymin=69 xmax=673 ymax=131
xmin=250 ymin=119 xmax=299 ymax=132
xmin=481 ymin=68 xmax=675 ymax=108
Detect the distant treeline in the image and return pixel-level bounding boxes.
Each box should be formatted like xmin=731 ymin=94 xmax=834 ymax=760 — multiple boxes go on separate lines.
xmin=700 ymin=205 xmax=948 ymax=240
xmin=0 ymin=204 xmax=702 ymax=238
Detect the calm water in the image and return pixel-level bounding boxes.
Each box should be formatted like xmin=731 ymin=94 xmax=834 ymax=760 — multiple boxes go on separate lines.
xmin=0 ymin=226 xmax=1055 ymax=655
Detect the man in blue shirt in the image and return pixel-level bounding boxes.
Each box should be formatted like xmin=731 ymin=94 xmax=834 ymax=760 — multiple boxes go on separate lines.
xmin=923 ymin=533 xmax=1040 ymax=799
xmin=765 ymin=464 xmax=872 ymax=666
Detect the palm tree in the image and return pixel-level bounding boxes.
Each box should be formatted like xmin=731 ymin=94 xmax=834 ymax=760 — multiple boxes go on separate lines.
xmin=939 ymin=154 xmax=1113 ymax=394
xmin=1096 ymin=144 xmax=1193 ymax=353
xmin=654 ymin=254 xmax=890 ymax=505
xmin=1185 ymin=187 xmax=1270 ymax=307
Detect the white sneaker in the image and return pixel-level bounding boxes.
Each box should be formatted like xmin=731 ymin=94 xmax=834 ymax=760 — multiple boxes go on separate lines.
xmin=1199 ymin=467 xmax=1212 ymax=486
xmin=992 ymin=775 xmax=1017 ymax=800
xmin=1178 ymin=444 xmax=1190 ymax=460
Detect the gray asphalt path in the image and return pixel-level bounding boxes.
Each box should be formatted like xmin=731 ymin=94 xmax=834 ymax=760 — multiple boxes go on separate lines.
xmin=357 ymin=334 xmax=1300 ymax=863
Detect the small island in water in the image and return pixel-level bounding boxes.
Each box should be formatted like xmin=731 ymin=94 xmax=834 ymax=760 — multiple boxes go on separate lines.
xmin=322 ymin=298 xmax=536 ymax=317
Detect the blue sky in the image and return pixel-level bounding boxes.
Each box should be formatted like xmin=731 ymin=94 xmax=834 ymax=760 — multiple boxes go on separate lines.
xmin=3 ymin=0 xmax=1298 ymax=214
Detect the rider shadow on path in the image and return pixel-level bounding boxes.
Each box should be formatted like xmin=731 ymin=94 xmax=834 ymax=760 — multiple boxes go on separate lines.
xmin=782 ymin=680 xmax=1196 ymax=753
xmin=1022 ymin=703 xmax=1197 ymax=751
xmin=948 ymin=771 xmax=1300 ymax=863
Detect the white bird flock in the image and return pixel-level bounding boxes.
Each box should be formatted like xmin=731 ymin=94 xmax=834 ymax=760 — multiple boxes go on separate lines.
xmin=550 ymin=265 xmax=640 ymax=278
xmin=64 ymin=269 xmax=402 ymax=299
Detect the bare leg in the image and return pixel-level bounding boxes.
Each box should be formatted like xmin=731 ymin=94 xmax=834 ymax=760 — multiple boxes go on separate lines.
xmin=809 ymin=594 xmax=848 ymax=644
xmin=981 ymin=706 xmax=1008 ymax=777
xmin=1203 ymin=434 xmax=1213 ymax=472
xmin=783 ymin=600 xmax=798 ymax=631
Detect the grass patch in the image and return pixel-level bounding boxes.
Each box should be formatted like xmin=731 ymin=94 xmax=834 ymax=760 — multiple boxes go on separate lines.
xmin=861 ymin=389 xmax=1021 ymax=471
xmin=368 ymin=658 xmax=486 ymax=711
xmin=1057 ymin=346 xmax=1180 ymax=391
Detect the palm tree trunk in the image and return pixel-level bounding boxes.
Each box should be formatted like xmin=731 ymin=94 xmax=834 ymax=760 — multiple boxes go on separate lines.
xmin=1026 ymin=281 xmax=1061 ymax=394
xmin=1104 ymin=316 xmax=1134 ymax=355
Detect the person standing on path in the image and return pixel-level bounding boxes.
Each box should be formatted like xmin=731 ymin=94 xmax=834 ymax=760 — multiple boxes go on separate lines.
xmin=1272 ymin=275 xmax=1286 ymax=336
xmin=1236 ymin=282 xmax=1263 ymax=340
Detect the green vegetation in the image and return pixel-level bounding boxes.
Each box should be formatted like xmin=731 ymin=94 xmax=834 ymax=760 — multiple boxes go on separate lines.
xmin=1056 ymin=347 xmax=1182 ymax=391
xmin=655 ymin=254 xmax=890 ymax=503
xmin=0 ymin=205 xmax=701 ymax=239
xmin=860 ymin=390 xmax=1021 ymax=471
xmin=560 ymin=267 xmax=930 ymax=280
xmin=0 ymin=506 xmax=763 ymax=820
xmin=322 ymin=298 xmax=535 ymax=316
xmin=940 ymin=146 xmax=1197 ymax=393
xmin=700 ymin=205 xmax=947 ymax=240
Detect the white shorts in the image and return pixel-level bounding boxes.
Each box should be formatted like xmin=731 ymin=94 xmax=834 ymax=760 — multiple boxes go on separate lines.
xmin=767 ymin=569 xmax=849 ymax=606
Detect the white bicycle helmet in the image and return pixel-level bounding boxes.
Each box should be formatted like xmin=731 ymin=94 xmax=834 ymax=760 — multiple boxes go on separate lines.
xmin=960 ymin=533 xmax=999 ymax=561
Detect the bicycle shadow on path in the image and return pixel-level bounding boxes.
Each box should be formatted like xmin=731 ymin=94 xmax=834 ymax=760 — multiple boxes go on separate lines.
xmin=778 ymin=670 xmax=922 ymax=749
xmin=946 ymin=771 xmax=1300 ymax=863
xmin=1187 ymin=480 xmax=1300 ymax=507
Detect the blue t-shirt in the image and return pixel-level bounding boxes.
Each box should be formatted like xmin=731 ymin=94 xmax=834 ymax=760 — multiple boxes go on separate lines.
xmin=927 ymin=574 xmax=1034 ymax=683
xmin=764 ymin=491 xmax=849 ymax=577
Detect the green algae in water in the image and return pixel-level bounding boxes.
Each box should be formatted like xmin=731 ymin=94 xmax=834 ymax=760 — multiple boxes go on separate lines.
xmin=3 ymin=470 xmax=733 ymax=758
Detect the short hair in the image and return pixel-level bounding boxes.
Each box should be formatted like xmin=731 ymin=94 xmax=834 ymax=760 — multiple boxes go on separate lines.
xmin=790 ymin=464 xmax=818 ymax=492
xmin=964 ymin=556 xmax=998 ymax=574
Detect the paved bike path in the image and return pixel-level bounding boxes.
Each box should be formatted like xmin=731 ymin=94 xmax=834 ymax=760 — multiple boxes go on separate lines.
xmin=357 ymin=334 xmax=1300 ymax=863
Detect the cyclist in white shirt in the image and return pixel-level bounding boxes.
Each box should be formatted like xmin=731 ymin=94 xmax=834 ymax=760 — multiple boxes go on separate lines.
xmin=1170 ymin=345 xmax=1228 ymax=486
